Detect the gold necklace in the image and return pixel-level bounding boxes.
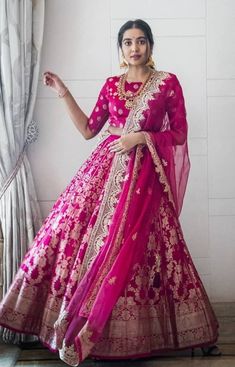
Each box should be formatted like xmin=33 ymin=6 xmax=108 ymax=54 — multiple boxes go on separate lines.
xmin=117 ymin=70 xmax=155 ymax=109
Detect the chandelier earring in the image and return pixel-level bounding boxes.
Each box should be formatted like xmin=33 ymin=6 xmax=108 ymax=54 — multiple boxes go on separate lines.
xmin=120 ymin=54 xmax=128 ymax=68
xmin=146 ymin=55 xmax=156 ymax=69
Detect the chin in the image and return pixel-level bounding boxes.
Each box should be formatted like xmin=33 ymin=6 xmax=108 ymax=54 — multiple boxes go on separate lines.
xmin=129 ymin=61 xmax=145 ymax=67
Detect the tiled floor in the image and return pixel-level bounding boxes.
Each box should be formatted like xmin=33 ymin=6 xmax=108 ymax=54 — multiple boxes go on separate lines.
xmin=1 ymin=343 xmax=235 ymax=367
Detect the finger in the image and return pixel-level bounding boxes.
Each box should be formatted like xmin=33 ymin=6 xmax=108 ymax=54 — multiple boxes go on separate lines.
xmin=117 ymin=149 xmax=126 ymax=155
xmin=109 ymin=144 xmax=122 ymax=152
xmin=43 ymin=73 xmax=51 ymax=81
xmin=43 ymin=71 xmax=53 ymax=76
xmin=43 ymin=72 xmax=51 ymax=79
xmin=109 ymin=147 xmax=120 ymax=152
xmin=43 ymin=77 xmax=51 ymax=86
xmin=43 ymin=78 xmax=48 ymax=86
xmin=108 ymin=141 xmax=120 ymax=148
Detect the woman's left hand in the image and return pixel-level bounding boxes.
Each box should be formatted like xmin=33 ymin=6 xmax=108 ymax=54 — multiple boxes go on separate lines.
xmin=108 ymin=132 xmax=143 ymax=154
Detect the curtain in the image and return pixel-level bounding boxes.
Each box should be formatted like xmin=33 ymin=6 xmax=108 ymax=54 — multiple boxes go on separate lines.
xmin=0 ymin=0 xmax=45 ymax=342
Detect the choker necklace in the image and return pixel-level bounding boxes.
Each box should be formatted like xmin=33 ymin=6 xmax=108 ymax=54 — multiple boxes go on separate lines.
xmin=117 ymin=70 xmax=156 ymax=109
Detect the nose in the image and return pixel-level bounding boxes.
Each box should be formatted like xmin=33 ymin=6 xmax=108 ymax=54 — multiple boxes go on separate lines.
xmin=131 ymin=41 xmax=139 ymax=52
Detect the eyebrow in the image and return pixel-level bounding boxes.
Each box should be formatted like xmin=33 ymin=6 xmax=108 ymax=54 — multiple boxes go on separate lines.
xmin=122 ymin=36 xmax=147 ymax=41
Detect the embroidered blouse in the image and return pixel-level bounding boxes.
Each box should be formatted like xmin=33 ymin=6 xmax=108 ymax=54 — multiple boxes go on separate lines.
xmin=87 ymin=72 xmax=187 ymax=148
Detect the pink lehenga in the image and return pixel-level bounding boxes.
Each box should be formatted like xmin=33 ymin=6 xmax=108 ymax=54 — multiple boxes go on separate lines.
xmin=0 ymin=71 xmax=218 ymax=366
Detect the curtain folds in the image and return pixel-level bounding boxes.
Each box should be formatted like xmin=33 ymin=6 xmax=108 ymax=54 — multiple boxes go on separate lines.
xmin=0 ymin=0 xmax=45 ymax=342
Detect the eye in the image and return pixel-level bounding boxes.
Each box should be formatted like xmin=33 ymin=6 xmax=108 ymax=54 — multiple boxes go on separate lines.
xmin=139 ymin=39 xmax=146 ymax=45
xmin=123 ymin=40 xmax=131 ymax=46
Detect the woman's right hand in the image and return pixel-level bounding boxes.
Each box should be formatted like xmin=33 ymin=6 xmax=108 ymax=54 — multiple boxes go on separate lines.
xmin=43 ymin=71 xmax=66 ymax=95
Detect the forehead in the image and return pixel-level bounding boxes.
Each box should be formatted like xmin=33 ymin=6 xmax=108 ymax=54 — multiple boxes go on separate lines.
xmin=122 ymin=28 xmax=146 ymax=40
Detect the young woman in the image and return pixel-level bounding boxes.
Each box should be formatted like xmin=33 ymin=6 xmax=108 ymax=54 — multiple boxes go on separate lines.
xmin=0 ymin=19 xmax=219 ymax=366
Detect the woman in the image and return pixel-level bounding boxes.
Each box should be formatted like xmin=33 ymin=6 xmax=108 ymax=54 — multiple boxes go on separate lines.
xmin=0 ymin=19 xmax=219 ymax=366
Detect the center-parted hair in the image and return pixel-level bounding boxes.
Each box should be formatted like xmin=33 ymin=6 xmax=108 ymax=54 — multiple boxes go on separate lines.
xmin=117 ymin=19 xmax=154 ymax=51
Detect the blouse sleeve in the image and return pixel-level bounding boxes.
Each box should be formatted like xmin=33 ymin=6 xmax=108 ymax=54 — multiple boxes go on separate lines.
xmin=87 ymin=79 xmax=110 ymax=134
xmin=152 ymin=74 xmax=188 ymax=146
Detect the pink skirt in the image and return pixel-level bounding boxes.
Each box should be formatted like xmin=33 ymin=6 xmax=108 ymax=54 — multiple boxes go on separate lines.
xmin=0 ymin=135 xmax=218 ymax=360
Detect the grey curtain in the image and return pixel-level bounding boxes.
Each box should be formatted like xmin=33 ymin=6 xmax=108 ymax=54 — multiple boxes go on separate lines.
xmin=0 ymin=0 xmax=44 ymax=342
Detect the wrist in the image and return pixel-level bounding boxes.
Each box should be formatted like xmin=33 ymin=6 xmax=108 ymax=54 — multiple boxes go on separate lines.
xmin=58 ymin=85 xmax=69 ymax=98
xmin=135 ymin=132 xmax=146 ymax=145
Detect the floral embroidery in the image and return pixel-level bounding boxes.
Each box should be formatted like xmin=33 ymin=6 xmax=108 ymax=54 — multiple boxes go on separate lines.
xmin=0 ymin=72 xmax=218 ymax=363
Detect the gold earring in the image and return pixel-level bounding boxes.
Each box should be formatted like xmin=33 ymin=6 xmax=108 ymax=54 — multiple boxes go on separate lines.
xmin=146 ymin=55 xmax=155 ymax=69
xmin=120 ymin=55 xmax=128 ymax=68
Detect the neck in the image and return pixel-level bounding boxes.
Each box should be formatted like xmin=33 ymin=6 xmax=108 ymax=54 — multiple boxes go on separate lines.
xmin=126 ymin=65 xmax=152 ymax=82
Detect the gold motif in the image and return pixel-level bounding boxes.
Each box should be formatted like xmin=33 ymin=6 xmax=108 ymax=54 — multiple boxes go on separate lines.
xmin=82 ymin=146 xmax=144 ymax=314
xmin=108 ymin=276 xmax=117 ymax=285
xmin=0 ymin=71 xmax=218 ymax=363
xmin=132 ymin=232 xmax=137 ymax=241
xmin=59 ymin=341 xmax=79 ymax=366
xmin=143 ymin=131 xmax=175 ymax=210
xmin=125 ymin=71 xmax=170 ymax=133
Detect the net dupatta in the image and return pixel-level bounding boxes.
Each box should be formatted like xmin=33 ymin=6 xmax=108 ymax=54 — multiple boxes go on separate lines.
xmin=140 ymin=72 xmax=190 ymax=216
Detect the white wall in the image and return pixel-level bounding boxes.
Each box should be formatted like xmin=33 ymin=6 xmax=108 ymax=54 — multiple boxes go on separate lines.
xmin=29 ymin=0 xmax=235 ymax=302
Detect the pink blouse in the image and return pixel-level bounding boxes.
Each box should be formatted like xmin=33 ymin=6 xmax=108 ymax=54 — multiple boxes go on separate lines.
xmin=88 ymin=76 xmax=142 ymax=132
xmin=88 ymin=72 xmax=187 ymax=149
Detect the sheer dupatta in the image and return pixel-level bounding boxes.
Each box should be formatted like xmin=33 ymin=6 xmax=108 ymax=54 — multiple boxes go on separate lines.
xmin=142 ymin=72 xmax=190 ymax=216
xmin=55 ymin=72 xmax=190 ymax=366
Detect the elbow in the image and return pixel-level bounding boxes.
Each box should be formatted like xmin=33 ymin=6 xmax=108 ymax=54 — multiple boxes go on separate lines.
xmin=83 ymin=131 xmax=94 ymax=140
xmin=82 ymin=125 xmax=96 ymax=140
xmin=84 ymin=134 xmax=94 ymax=140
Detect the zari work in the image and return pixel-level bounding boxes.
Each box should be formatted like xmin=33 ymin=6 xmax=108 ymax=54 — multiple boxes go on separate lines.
xmin=0 ymin=71 xmax=218 ymax=366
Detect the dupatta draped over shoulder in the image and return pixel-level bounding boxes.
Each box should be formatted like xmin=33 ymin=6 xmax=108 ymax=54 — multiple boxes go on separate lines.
xmin=0 ymin=71 xmax=218 ymax=366
xmin=54 ymin=71 xmax=192 ymax=364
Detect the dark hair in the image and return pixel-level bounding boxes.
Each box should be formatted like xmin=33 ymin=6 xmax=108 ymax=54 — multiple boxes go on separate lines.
xmin=117 ymin=19 xmax=154 ymax=51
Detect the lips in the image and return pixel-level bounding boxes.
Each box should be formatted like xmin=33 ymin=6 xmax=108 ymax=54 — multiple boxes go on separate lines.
xmin=131 ymin=55 xmax=141 ymax=60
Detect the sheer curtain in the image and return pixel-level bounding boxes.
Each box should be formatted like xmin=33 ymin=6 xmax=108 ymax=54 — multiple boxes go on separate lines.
xmin=0 ymin=0 xmax=44 ymax=342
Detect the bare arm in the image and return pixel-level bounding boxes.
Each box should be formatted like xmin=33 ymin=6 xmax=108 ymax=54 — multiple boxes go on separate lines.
xmin=43 ymin=71 xmax=95 ymax=140
xmin=60 ymin=90 xmax=95 ymax=140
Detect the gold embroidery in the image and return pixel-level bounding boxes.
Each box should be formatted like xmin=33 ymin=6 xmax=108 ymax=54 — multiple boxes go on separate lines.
xmin=125 ymin=71 xmax=170 ymax=133
xmin=80 ymin=149 xmax=130 ymax=277
xmin=0 ymin=71 xmax=218 ymax=362
xmin=82 ymin=146 xmax=143 ymax=314
xmin=0 ymin=195 xmax=218 ymax=359
xmin=132 ymin=232 xmax=137 ymax=241
xmin=59 ymin=340 xmax=79 ymax=366
xmin=77 ymin=72 xmax=171 ymax=282
xmin=54 ymin=309 xmax=69 ymax=349
xmin=108 ymin=276 xmax=117 ymax=285
xmin=143 ymin=131 xmax=175 ymax=210
xmin=92 ymin=298 xmax=213 ymax=357
xmin=79 ymin=325 xmax=93 ymax=349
